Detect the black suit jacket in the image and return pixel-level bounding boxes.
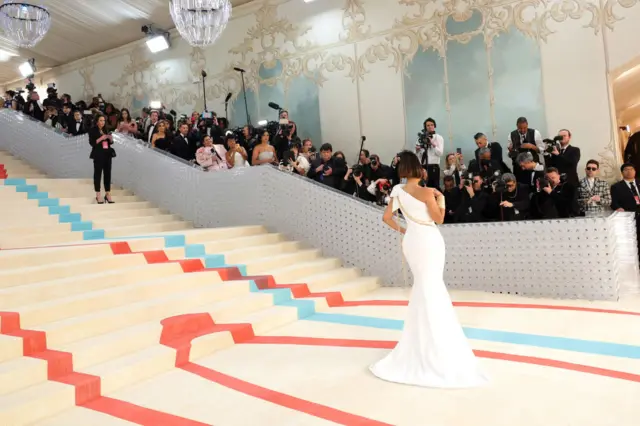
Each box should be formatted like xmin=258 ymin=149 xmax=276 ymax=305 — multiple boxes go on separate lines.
xmin=88 ymin=127 xmax=114 ymax=160
xmin=68 ymin=120 xmax=87 ymax=136
xmin=548 ymin=145 xmax=581 ymax=186
xmin=611 ymin=180 xmax=640 ymax=212
xmin=171 ymin=134 xmax=193 ymax=161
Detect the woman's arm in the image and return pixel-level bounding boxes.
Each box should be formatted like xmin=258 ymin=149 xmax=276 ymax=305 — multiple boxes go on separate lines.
xmin=271 ymin=147 xmax=279 ymax=164
xmin=239 ymin=147 xmax=248 ymax=161
xmin=423 ymin=189 xmax=445 ymax=224
xmin=252 ymin=147 xmax=266 ymax=165
xmin=225 ymin=149 xmax=235 ymax=167
xmin=151 ymin=134 xmax=158 ymax=148
xmin=382 ymin=202 xmax=405 ymax=234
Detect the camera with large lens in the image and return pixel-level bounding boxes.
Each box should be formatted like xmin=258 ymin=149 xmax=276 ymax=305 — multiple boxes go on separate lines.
xmin=543 ymin=135 xmax=563 ymax=154
xmin=493 ymin=178 xmax=507 ymax=193
xmin=463 ymin=172 xmax=473 ymax=187
xmin=485 ymin=170 xmax=503 ymax=191
xmin=416 ymin=130 xmax=432 ymax=149
xmin=536 ymin=175 xmax=550 ymax=190
xmin=351 ymin=164 xmax=363 ymax=178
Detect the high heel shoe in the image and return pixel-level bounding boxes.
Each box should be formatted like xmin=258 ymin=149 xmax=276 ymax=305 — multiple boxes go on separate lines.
xmin=105 ymin=194 xmax=115 ymax=204
xmin=96 ymin=196 xmax=104 ymax=204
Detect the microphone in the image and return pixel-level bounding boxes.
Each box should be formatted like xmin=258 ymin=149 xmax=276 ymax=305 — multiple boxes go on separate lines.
xmin=361 ymin=136 xmax=366 ymax=142
xmin=233 ymin=67 xmax=245 ymax=73
xmin=268 ymin=102 xmax=281 ymax=110
xmin=225 ymin=92 xmax=232 ymax=103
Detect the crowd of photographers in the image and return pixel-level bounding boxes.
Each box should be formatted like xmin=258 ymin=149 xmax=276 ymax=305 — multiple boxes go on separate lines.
xmin=3 ymin=85 xmax=638 ymax=230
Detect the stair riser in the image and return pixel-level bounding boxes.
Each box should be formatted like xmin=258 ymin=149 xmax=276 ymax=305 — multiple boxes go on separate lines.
xmin=0 ymin=255 xmax=146 ymax=289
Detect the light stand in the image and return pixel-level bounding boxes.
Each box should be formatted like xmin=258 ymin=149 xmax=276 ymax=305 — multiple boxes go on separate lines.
xmin=201 ymin=70 xmax=208 ymax=112
xmin=358 ymin=135 xmax=366 ymax=165
xmin=224 ymin=92 xmax=232 ymax=121
xmin=234 ymin=67 xmax=251 ymax=127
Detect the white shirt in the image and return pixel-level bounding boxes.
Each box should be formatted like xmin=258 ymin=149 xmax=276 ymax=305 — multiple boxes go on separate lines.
xmin=624 ymin=179 xmax=639 ymax=194
xmin=415 ymin=133 xmax=444 ymax=166
xmin=507 ymin=129 xmax=545 ymax=154
xmin=147 ymin=123 xmax=157 ymax=144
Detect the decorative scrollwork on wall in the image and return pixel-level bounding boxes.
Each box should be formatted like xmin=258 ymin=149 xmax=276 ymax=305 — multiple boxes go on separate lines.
xmin=340 ymin=0 xmax=371 ymax=42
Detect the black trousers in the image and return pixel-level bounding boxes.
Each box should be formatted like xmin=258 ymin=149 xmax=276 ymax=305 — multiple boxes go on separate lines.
xmin=93 ymin=156 xmax=112 ymax=193
xmin=426 ymin=164 xmax=440 ymax=189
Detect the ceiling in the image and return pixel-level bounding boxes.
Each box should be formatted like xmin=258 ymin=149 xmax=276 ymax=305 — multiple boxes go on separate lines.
xmin=0 ymin=0 xmax=251 ymax=86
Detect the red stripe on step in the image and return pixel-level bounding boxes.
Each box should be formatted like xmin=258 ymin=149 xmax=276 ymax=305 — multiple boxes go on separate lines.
xmin=245 ymin=336 xmax=640 ymax=383
xmin=108 ymin=245 xmax=640 ymax=319
xmin=160 ymin=313 xmax=392 ymax=426
xmin=0 ymin=311 xmax=213 ymax=425
xmin=340 ymin=299 xmax=640 ymax=316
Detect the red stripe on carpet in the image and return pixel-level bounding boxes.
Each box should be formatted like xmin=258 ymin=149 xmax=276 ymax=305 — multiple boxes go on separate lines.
xmin=245 ymin=336 xmax=640 ymax=383
xmin=0 ymin=311 xmax=216 ymax=424
xmin=341 ymin=299 xmax=640 ymax=316
xmin=160 ymin=313 xmax=392 ymax=426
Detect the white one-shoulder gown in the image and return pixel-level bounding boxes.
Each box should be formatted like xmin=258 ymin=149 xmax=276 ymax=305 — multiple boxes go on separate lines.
xmin=369 ymin=184 xmax=487 ymax=388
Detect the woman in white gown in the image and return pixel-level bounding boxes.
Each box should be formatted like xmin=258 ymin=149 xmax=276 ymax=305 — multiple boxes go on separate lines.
xmin=370 ymin=151 xmax=487 ymax=388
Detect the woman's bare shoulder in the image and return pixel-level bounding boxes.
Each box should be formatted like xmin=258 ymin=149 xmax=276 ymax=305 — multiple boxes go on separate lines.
xmin=410 ymin=186 xmax=436 ymax=202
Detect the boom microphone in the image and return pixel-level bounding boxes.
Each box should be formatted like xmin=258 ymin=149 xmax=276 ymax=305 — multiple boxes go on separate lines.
xmin=361 ymin=135 xmax=366 ymax=142
xmin=233 ymin=67 xmax=245 ymax=73
xmin=268 ymin=102 xmax=281 ymax=110
xmin=225 ymin=92 xmax=232 ymax=103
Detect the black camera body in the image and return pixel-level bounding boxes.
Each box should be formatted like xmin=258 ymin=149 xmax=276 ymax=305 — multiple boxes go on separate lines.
xmin=493 ymin=179 xmax=507 ymax=193
xmin=417 ymin=130 xmax=432 ymax=149
xmin=351 ymin=164 xmax=364 ymax=179
xmin=543 ymin=135 xmax=563 ymax=154
xmin=537 ymin=172 xmax=567 ymax=191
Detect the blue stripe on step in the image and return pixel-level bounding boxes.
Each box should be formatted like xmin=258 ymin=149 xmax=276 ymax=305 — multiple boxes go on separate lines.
xmin=5 ymin=182 xmax=106 ymax=240
xmin=304 ymin=312 xmax=640 ymax=360
xmin=3 ymin=178 xmax=26 ymax=185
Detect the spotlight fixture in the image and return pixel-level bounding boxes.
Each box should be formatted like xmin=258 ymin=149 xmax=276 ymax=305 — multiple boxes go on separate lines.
xmin=141 ymin=25 xmax=170 ymax=53
xmin=149 ymin=101 xmax=162 ymax=109
xmin=257 ymin=120 xmax=267 ymax=126
xmin=19 ymin=58 xmax=35 ymax=78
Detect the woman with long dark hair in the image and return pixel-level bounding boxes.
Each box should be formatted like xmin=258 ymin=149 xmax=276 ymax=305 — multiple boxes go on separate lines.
xmin=369 ymin=150 xmax=486 ymax=388
xmin=116 ymin=108 xmax=137 ymax=135
xmin=88 ymin=114 xmax=115 ymax=204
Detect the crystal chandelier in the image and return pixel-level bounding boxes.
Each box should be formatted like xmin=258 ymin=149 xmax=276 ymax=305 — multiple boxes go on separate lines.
xmin=0 ymin=1 xmax=51 ymax=48
xmin=169 ymin=0 xmax=232 ymax=48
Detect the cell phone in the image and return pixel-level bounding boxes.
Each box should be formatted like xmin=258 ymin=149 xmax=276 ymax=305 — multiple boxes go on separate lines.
xmin=456 ymin=148 xmax=462 ymax=154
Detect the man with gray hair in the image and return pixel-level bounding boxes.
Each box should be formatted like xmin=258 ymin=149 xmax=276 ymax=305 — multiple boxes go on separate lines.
xmin=517 ymin=151 xmax=544 ymax=192
xmin=468 ymin=146 xmax=502 ymax=178
xmin=493 ymin=172 xmax=530 ymax=221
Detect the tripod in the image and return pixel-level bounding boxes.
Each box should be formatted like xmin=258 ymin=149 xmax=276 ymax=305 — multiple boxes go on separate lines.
xmin=234 ymin=67 xmax=251 ymax=127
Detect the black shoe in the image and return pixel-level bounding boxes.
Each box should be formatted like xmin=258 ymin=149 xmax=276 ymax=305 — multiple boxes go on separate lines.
xmin=96 ymin=196 xmax=104 ymax=204
xmin=105 ymin=195 xmax=115 ymax=204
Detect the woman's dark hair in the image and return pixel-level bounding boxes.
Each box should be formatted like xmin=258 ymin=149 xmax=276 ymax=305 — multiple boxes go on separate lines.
xmin=93 ymin=113 xmax=106 ymax=129
xmin=118 ymin=108 xmax=132 ymax=123
xmin=396 ymin=150 xmax=423 ymax=179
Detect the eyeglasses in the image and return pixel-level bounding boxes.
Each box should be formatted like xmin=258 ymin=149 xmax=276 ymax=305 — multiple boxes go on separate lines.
xmin=586 ymin=167 xmax=598 ymax=171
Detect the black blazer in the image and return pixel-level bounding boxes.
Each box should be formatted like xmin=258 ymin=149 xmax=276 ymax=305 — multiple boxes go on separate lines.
xmin=611 ymin=180 xmax=640 ymax=212
xmin=548 ymin=145 xmax=581 ymax=186
xmin=68 ymin=120 xmax=87 ymax=136
xmin=88 ymin=127 xmax=114 ymax=160
xmin=171 ymin=134 xmax=193 ymax=161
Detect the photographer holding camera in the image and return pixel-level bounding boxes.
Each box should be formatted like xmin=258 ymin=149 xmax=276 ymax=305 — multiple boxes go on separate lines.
xmin=516 ymin=152 xmax=544 ymax=193
xmin=415 ymin=117 xmax=444 ymax=188
xmin=308 ymin=143 xmax=346 ymax=189
xmin=531 ymin=167 xmax=580 ymax=219
xmin=545 ymin=129 xmax=580 ymax=186
xmin=342 ymin=163 xmax=374 ymax=200
xmin=508 ymin=117 xmax=544 ymax=180
xmin=455 ymin=174 xmax=489 ymax=223
xmin=274 ymin=110 xmax=297 ymax=160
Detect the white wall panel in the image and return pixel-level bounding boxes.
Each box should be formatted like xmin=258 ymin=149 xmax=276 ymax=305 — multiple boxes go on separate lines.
xmin=540 ymin=16 xmax=614 ymax=175
xmin=317 ymin=44 xmax=361 ymax=162
xmin=356 ymin=36 xmax=406 ymax=164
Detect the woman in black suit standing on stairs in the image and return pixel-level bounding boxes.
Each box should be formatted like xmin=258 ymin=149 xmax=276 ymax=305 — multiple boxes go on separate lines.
xmin=89 ymin=114 xmax=116 ymax=204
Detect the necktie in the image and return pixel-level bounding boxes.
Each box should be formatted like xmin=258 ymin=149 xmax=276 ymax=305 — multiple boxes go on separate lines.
xmin=629 ymin=182 xmax=639 ymax=197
